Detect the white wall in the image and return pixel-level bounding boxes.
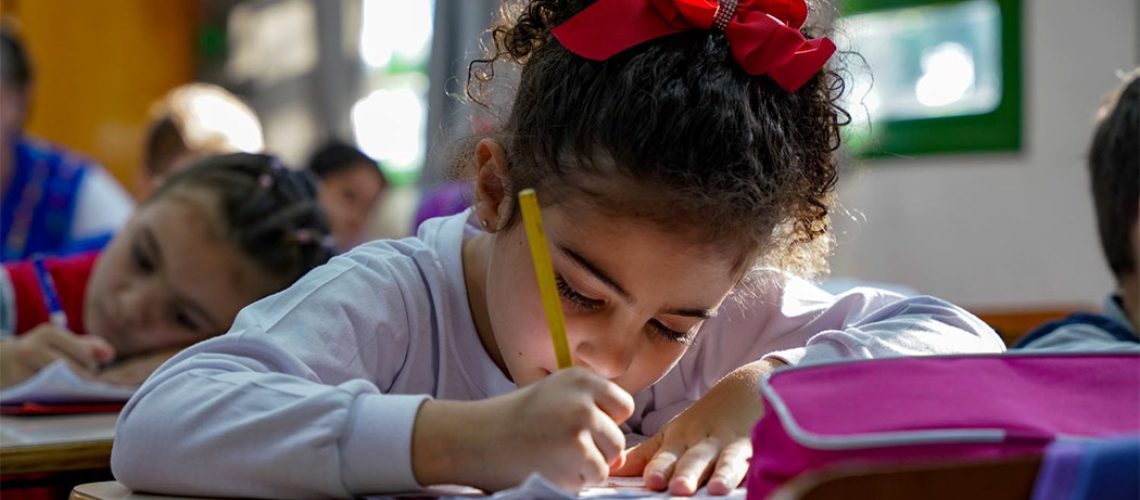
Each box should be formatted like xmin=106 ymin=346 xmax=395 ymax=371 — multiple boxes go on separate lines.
xmin=830 ymin=0 xmax=1138 ymax=309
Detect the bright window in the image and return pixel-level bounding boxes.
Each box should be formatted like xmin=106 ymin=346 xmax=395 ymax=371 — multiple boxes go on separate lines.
xmin=839 ymin=0 xmax=1021 ymax=157
xmin=353 ymin=0 xmax=433 ymax=184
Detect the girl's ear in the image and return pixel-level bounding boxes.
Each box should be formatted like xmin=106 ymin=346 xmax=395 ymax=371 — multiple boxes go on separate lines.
xmin=474 ymin=138 xmax=512 ymax=232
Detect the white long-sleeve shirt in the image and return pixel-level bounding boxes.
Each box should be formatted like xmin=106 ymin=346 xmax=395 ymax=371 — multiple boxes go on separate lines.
xmin=111 ymin=210 xmax=1005 ymax=498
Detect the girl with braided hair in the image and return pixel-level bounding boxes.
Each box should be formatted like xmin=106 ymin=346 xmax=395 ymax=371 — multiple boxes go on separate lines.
xmin=113 ymin=0 xmax=1002 ymax=497
xmin=0 ymin=153 xmax=332 ymax=388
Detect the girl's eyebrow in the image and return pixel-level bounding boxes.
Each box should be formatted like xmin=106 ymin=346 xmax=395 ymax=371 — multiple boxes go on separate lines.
xmin=557 ymin=244 xmax=633 ymax=304
xmin=556 ymin=243 xmax=717 ymax=319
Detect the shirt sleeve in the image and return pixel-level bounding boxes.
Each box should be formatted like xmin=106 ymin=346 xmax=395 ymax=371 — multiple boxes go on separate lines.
xmin=1018 ymin=325 xmax=1140 ymax=352
xmin=0 ymin=265 xmax=15 ymax=338
xmin=111 ymin=250 xmax=431 ymax=498
xmin=629 ymin=273 xmax=1006 ymax=437
xmin=70 ymin=166 xmax=134 ymax=241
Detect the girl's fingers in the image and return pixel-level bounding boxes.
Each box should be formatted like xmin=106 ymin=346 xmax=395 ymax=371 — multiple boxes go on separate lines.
xmin=642 ymin=443 xmax=684 ymax=491
xmin=707 ymin=439 xmax=752 ymax=495
xmin=25 ymin=346 xmax=62 ymax=373
xmin=41 ymin=328 xmax=103 ymax=371
xmin=667 ymin=438 xmax=720 ymax=496
xmin=84 ymin=336 xmax=117 ymax=364
xmin=590 ymin=379 xmax=635 ymax=423
xmin=579 ymin=439 xmax=611 ymax=488
xmin=610 ymin=433 xmax=660 ymax=476
xmin=591 ymin=408 xmax=626 ymax=466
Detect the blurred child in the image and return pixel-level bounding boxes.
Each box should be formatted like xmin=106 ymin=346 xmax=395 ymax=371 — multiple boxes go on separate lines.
xmin=112 ymin=1 xmax=1004 ymax=497
xmin=1017 ymin=69 xmax=1139 ymax=351
xmin=0 ymin=153 xmax=332 ymax=387
xmin=136 ymin=83 xmax=264 ymax=200
xmin=1 ymin=24 xmax=134 ymax=261
xmin=306 ymin=140 xmax=387 ymax=251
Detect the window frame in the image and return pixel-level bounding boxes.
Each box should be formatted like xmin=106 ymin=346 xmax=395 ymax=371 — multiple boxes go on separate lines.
xmin=841 ymin=0 xmax=1023 ymax=157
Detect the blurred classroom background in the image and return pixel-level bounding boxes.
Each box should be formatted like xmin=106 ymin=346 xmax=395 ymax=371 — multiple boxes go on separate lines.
xmin=2 ymin=0 xmax=1137 ymax=341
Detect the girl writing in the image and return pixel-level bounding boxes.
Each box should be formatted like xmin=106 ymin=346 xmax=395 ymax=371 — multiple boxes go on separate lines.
xmin=112 ymin=0 xmax=1004 ymax=497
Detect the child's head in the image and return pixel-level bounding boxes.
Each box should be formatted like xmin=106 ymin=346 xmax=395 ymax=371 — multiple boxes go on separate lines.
xmin=85 ymin=153 xmax=332 ymax=358
xmin=461 ymin=0 xmax=844 ymax=391
xmin=306 ymin=141 xmax=387 ymax=250
xmin=1088 ymin=68 xmax=1139 ymax=313
xmin=138 ymin=83 xmax=264 ymax=199
xmin=0 ymin=23 xmax=31 ymax=157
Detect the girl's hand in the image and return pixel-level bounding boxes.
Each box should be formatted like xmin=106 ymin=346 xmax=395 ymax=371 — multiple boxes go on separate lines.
xmin=611 ymin=359 xmax=784 ymax=496
xmin=93 ymin=348 xmax=181 ymax=386
xmin=0 ymin=323 xmax=116 ymax=388
xmin=413 ymin=367 xmax=635 ymax=492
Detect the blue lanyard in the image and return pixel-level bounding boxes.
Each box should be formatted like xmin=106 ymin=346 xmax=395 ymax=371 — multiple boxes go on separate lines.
xmin=3 ymin=154 xmax=51 ymax=261
xmin=32 ymin=256 xmax=69 ymax=330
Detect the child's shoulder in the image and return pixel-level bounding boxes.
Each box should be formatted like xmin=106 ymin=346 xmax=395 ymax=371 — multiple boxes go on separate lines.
xmin=18 ymin=136 xmax=99 ymax=177
xmin=1015 ymin=299 xmax=1139 ymax=352
xmin=340 ymin=209 xmax=471 ymax=270
xmin=310 ymin=211 xmax=471 ymax=297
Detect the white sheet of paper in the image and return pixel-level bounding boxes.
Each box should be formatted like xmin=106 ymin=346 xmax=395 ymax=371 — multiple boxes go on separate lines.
xmin=0 ymin=359 xmax=137 ymax=404
xmin=473 ymin=473 xmax=746 ymax=499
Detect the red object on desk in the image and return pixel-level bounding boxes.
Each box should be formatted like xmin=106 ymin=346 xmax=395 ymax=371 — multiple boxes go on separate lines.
xmin=0 ymin=401 xmax=125 ymax=415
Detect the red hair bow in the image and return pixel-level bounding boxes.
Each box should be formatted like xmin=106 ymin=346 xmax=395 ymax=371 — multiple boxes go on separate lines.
xmin=551 ymin=0 xmax=836 ymax=92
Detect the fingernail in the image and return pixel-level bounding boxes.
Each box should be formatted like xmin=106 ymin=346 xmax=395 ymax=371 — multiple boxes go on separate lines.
xmin=671 ymin=476 xmax=692 ymax=493
xmin=645 ymin=471 xmax=666 ymax=490
xmin=709 ymin=477 xmax=728 ymax=495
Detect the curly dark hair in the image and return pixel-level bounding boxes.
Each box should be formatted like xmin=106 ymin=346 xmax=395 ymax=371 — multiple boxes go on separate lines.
xmin=460 ymin=0 xmax=849 ymax=279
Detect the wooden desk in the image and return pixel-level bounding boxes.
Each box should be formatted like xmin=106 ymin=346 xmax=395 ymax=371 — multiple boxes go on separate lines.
xmin=770 ymin=455 xmax=1043 ymax=500
xmin=972 ymin=306 xmax=1089 ymax=346
xmin=0 ymin=412 xmax=117 ymax=475
xmin=71 ymin=481 xmax=193 ymax=500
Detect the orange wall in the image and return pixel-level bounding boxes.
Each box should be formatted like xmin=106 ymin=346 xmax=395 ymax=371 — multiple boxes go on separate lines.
xmin=2 ymin=0 xmax=198 ymax=197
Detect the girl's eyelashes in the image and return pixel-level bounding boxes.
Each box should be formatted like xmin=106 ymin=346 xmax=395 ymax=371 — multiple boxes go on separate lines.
xmin=171 ymin=307 xmax=199 ymax=332
xmin=555 ymin=274 xmax=604 ymax=311
xmin=554 ymin=272 xmax=698 ymax=345
xmin=648 ymin=320 xmax=696 ymax=345
xmin=131 ymin=242 xmax=154 ymax=273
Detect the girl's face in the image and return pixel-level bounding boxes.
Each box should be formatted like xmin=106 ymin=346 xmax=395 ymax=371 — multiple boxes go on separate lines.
xmin=84 ymin=191 xmax=268 ymax=358
xmin=477 ymin=201 xmax=740 ymax=395
xmin=318 ymin=164 xmax=385 ymax=250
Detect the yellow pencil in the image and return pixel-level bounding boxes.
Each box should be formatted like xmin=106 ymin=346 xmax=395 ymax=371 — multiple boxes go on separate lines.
xmin=518 ymin=188 xmax=574 ymax=370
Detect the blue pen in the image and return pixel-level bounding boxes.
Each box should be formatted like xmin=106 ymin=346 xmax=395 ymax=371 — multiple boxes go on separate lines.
xmin=32 ymin=257 xmax=69 ymax=330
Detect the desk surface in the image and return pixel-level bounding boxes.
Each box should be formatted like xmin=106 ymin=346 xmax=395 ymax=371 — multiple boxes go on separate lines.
xmin=71 ymin=480 xmax=746 ymax=499
xmin=769 ymin=455 xmax=1042 ymax=500
xmin=72 ymin=481 xmax=193 ymax=500
xmin=0 ymin=412 xmax=117 ymax=474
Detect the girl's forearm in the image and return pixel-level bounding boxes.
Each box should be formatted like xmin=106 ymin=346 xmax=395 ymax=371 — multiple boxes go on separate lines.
xmin=411 ymin=398 xmax=491 ymax=488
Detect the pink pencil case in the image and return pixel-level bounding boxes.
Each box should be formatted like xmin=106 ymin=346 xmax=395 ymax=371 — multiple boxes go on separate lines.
xmin=746 ymin=353 xmax=1140 ymax=499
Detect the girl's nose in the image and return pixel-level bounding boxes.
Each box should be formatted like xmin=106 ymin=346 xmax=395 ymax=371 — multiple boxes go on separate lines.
xmin=573 ymin=321 xmax=637 ymax=380
xmin=118 ymin=281 xmax=160 ymax=330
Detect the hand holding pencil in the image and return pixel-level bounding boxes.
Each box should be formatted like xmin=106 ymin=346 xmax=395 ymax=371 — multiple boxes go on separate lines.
xmin=0 ymin=323 xmax=114 ymax=389
xmin=412 ymin=189 xmax=634 ymax=492
xmin=469 ymin=189 xmax=633 ymax=491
